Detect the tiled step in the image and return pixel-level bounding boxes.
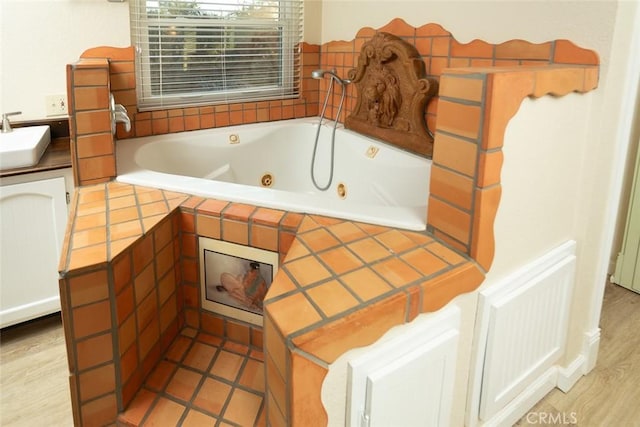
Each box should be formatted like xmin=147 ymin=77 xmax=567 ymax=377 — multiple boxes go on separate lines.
xmin=118 ymin=328 xmax=265 ymax=426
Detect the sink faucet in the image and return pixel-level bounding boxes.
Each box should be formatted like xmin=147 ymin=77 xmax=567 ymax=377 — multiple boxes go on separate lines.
xmin=1 ymin=111 xmax=22 ymax=133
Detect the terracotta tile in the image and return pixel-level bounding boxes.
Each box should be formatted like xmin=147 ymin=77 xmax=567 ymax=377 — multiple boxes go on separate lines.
xmin=137 ymin=290 xmax=159 ymax=332
xmin=427 ymin=197 xmax=471 ymax=244
xmin=210 ymin=350 xmax=244 ymax=382
xmin=109 ymin=206 xmax=138 ymax=225
xmin=347 ymin=237 xmax=391 ymax=263
xmin=267 ymin=291 xmax=322 ymax=336
xmin=166 ymin=335 xmax=192 ymax=362
xmin=222 ymin=203 xmax=255 ymax=221
xmin=78 ymin=363 xmax=115 ymax=402
xmin=293 ymin=293 xmax=407 ymax=364
xmin=583 ymin=66 xmax=599 ymax=91
xmin=298 ymin=227 xmax=340 ymax=252
xmin=430 ymin=56 xmax=449 ymax=76
xmin=450 ymin=38 xmax=493 ymax=58
xmin=196 ymin=214 xmax=221 ymax=239
xmin=436 ymin=99 xmax=482 ymax=140
xmin=80 ymin=393 xmax=118 ymax=427
xmin=378 ymin=17 xmax=415 ymax=37
xmin=140 ymin=200 xmax=168 ymax=218
xmin=144 ymin=397 xmax=186 ymax=426
xmin=326 ymin=221 xmax=366 ymax=243
xmin=421 ymin=263 xmax=484 ymax=312
xmin=132 ymin=235 xmax=154 ymax=275
xmin=68 ymin=269 xmax=109 ymax=307
xmin=340 ymin=267 xmax=393 ymax=301
xmin=239 ymin=358 xmax=265 ymax=392
xmin=265 ymin=270 xmax=297 ymax=300
xmin=290 ymin=353 xmax=328 ymax=427
xmin=109 ymin=237 xmax=138 ymax=261
xmin=182 ymin=257 xmax=198 ymax=284
xmin=495 ymin=40 xmax=552 ymax=60
xmin=183 ymin=409 xmax=218 ymax=426
xmin=118 ymin=388 xmax=156 ymax=426
xmin=416 ymin=22 xmax=450 ymax=37
xmin=110 ymin=219 xmax=142 ymax=244
xmin=155 ymin=242 xmax=174 ymax=278
xmin=482 ymin=71 xmax=535 ymax=150
xmin=76 ymin=333 xmax=113 ymax=371
xmin=116 ymin=284 xmax=134 ymax=325
xmin=251 ymin=328 xmax=263 ymax=349
xmin=227 ymin=322 xmax=251 ymax=345
xmin=193 ymin=377 xmax=231 ymax=416
xmin=74 ymin=212 xmax=106 ymax=231
xmin=72 ymin=299 xmax=112 ymax=339
xmin=267 ymin=391 xmax=287 ymax=427
xmin=140 ymin=321 xmax=161 ymax=365
xmin=76 ymin=198 xmax=107 ymax=216
xmin=75 ymin=110 xmax=111 ymax=135
xmin=306 ymin=280 xmax=359 ymax=318
xmin=426 ymin=242 xmax=467 ymax=265
xmin=73 ymin=68 xmax=109 ymax=86
xmin=283 ymin=255 xmax=332 ymax=287
xmin=142 ymin=214 xmax=166 ymax=233
xmin=401 ymin=247 xmax=450 ymax=277
xmin=118 ymin=314 xmax=136 ymax=356
xmin=471 ymin=185 xmax=502 ymax=271
xmin=137 ymin=189 xmax=164 ymax=204
xmin=134 ymin=262 xmax=155 ymax=304
xmin=222 ymin=219 xmax=248 ymax=245
xmin=432 ymin=132 xmax=477 ymax=176
xmin=430 ymin=165 xmax=474 ymax=210
xmin=533 ymin=67 xmax=585 ymax=98
xmin=107 ymin=182 xmax=134 ymax=197
xmin=372 ymin=258 xmax=422 ymax=288
xmin=152 ymin=118 xmax=169 ymax=134
xmin=374 ymin=229 xmax=419 ymax=254
xmin=166 ymin=367 xmax=202 ymax=402
xmin=475 ymin=150 xmax=503 ymax=188
xmin=439 ymin=75 xmax=485 ymax=102
xmin=159 ymin=294 xmax=178 ymax=333
xmin=281 ymin=239 xmax=309 ymax=262
xmin=553 ymin=40 xmax=599 ymax=65
xmin=74 ymin=86 xmax=109 ymax=111
xmin=251 ymin=224 xmax=279 ymax=251
xmin=224 ymin=388 xmax=263 ymax=426
xmin=318 ymin=246 xmax=362 ymax=275
xmin=223 ymin=340 xmax=250 ymax=356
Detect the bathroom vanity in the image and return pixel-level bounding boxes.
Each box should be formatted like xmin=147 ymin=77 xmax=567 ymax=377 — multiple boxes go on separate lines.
xmin=0 ymin=124 xmax=72 ymax=328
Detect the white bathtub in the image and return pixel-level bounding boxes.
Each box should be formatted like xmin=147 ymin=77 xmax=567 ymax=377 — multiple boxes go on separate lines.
xmin=116 ymin=118 xmax=431 ymax=230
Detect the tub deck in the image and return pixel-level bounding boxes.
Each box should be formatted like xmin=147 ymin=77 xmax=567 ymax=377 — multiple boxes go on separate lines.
xmin=57 ymin=181 xmax=484 ymax=426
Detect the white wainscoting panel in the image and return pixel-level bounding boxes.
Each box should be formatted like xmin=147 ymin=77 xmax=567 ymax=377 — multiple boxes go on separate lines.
xmin=474 ymin=241 xmax=577 ymax=422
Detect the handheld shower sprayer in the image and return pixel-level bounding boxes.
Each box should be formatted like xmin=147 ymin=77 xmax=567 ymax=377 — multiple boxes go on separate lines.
xmin=310 ymin=69 xmax=351 ymax=191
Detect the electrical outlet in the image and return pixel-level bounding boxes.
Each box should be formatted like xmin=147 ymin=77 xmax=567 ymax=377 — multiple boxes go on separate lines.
xmin=45 ymin=94 xmax=68 ymax=116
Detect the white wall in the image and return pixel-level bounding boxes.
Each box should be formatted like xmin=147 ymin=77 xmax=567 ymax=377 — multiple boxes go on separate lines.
xmin=0 ymin=0 xmax=130 ymax=121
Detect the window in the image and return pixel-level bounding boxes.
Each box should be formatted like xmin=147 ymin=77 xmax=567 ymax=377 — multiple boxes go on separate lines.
xmin=130 ymin=0 xmax=303 ymax=110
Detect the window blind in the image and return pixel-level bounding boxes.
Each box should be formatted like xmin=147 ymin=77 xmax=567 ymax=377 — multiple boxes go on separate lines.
xmin=130 ymin=0 xmax=303 ymax=110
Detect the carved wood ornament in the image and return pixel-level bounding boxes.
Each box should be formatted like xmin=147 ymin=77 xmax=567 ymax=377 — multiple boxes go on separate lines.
xmin=345 ymin=32 xmax=438 ymax=157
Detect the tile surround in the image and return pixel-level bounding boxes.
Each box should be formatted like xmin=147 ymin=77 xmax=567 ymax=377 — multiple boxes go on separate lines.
xmin=60 ymin=17 xmax=599 ymax=427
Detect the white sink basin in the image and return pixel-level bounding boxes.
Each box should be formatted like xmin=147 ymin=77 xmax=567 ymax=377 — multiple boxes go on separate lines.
xmin=0 ymin=125 xmax=51 ymax=170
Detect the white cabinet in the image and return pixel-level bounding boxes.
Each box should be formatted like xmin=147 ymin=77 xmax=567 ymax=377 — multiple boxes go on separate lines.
xmin=346 ymin=306 xmax=461 ymax=427
xmin=0 ymin=169 xmax=72 ymax=328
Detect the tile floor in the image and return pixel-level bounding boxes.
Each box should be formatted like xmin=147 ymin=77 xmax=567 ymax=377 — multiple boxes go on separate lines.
xmin=118 ymin=327 xmax=265 ymax=427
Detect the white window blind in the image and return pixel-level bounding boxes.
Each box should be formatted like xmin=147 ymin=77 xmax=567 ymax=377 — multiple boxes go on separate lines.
xmin=130 ymin=0 xmax=303 ymax=110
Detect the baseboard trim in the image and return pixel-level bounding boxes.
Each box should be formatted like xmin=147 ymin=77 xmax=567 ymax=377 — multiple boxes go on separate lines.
xmin=557 ymin=355 xmax=585 ymax=392
xmin=582 ymin=328 xmax=601 ymax=374
xmin=480 ymin=367 xmax=557 ymax=427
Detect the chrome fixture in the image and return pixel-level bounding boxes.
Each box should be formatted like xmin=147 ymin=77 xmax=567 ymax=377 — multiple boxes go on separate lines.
xmin=310 ymin=69 xmax=351 ymax=191
xmin=110 ymin=93 xmax=131 ymax=134
xmin=1 ymin=111 xmax=22 ymax=133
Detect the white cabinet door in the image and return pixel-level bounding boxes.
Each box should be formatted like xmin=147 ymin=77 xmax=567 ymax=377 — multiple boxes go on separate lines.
xmin=347 ymin=307 xmax=460 ymax=427
xmin=0 ymin=177 xmax=68 ymax=328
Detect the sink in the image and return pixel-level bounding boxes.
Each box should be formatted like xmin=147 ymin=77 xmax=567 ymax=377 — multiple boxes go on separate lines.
xmin=0 ymin=125 xmax=51 ymax=170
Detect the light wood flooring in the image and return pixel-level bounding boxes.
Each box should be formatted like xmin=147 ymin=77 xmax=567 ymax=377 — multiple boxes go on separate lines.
xmin=1 ymin=281 xmax=638 ymax=427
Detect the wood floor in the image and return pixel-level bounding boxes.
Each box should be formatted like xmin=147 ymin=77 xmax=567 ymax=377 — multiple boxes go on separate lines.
xmin=0 ymin=281 xmax=638 ymax=427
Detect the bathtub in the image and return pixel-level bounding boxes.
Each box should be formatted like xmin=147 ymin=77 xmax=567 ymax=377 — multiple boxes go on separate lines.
xmin=116 ymin=118 xmax=431 ymax=230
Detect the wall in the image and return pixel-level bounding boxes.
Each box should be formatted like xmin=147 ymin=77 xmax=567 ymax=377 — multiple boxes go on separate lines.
xmin=0 ymin=0 xmax=129 ymax=121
